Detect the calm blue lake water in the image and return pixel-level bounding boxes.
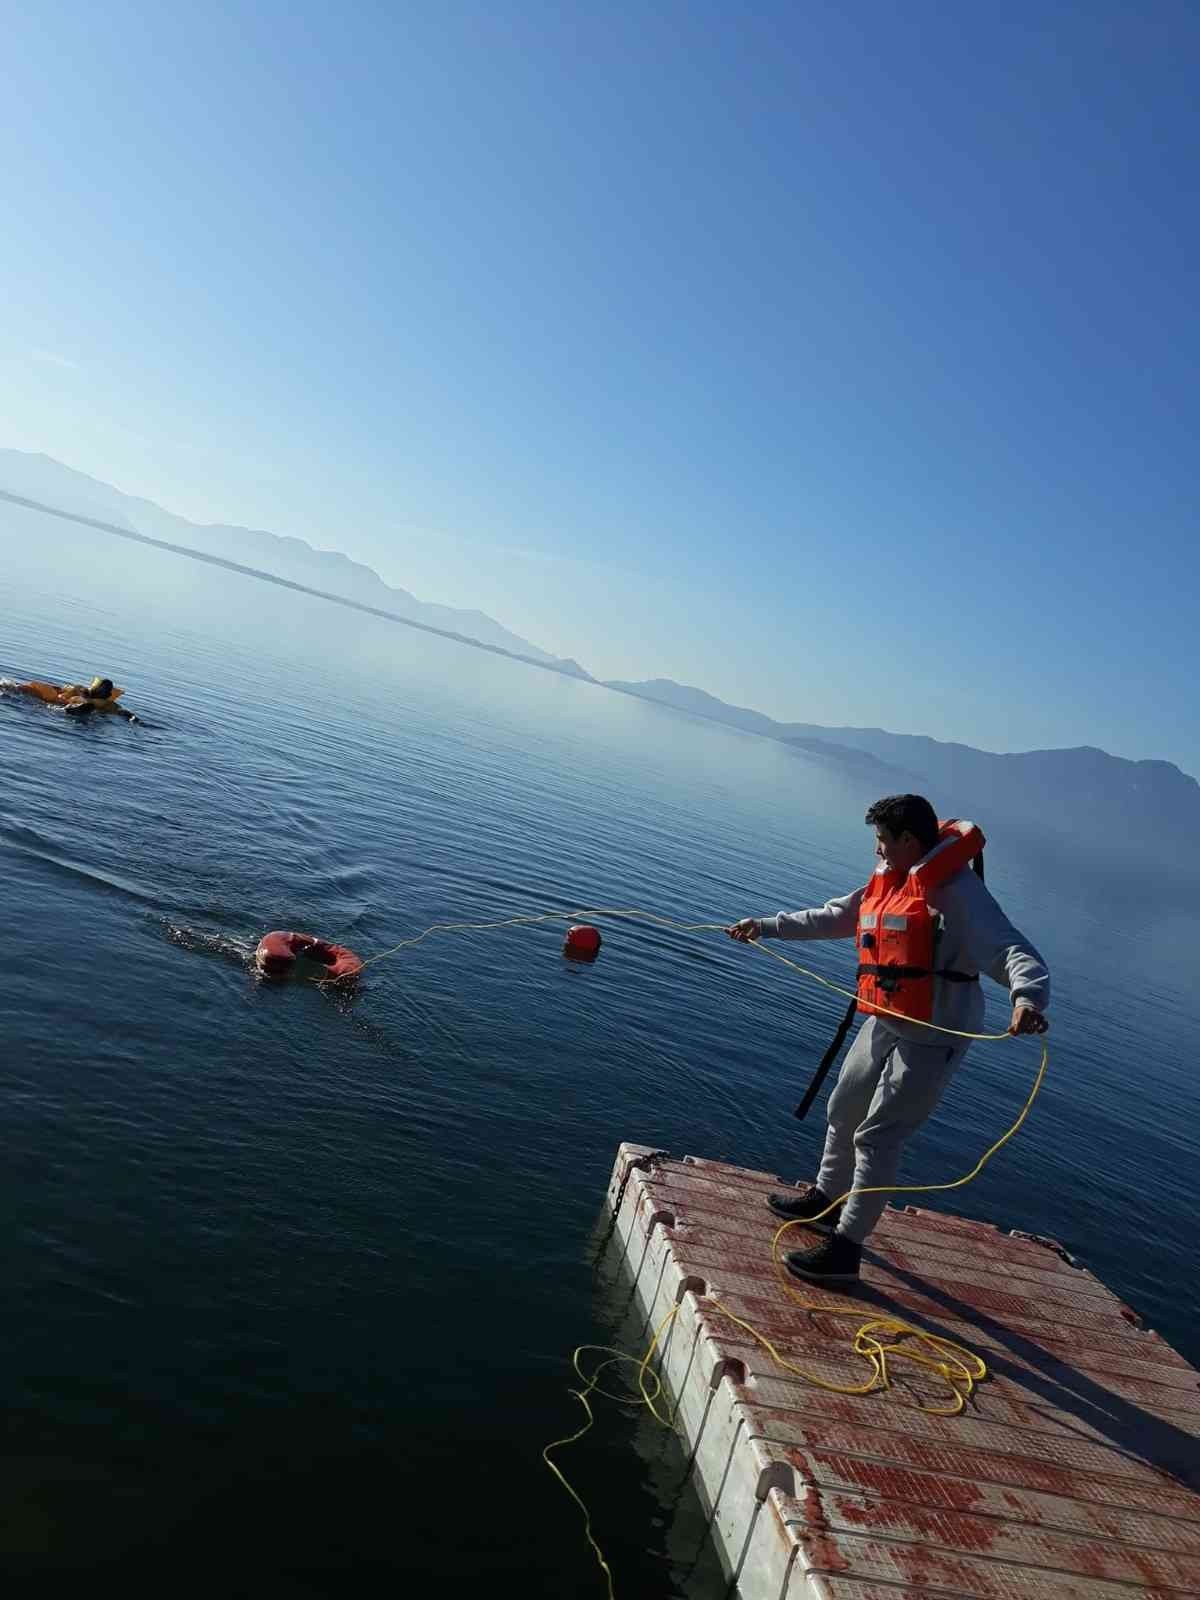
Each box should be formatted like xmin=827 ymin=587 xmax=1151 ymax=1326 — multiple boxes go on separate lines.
xmin=2 ymin=500 xmax=1198 ymax=1593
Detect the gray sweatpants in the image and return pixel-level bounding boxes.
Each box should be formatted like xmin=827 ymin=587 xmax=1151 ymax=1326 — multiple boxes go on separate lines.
xmin=816 ymin=1016 xmax=970 ymax=1244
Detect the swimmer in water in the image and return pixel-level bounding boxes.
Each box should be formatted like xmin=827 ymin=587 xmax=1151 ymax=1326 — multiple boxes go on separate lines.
xmin=14 ymin=675 xmax=139 ymax=722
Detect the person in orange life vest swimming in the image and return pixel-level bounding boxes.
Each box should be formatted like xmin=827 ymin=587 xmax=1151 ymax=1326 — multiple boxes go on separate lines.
xmin=727 ymin=793 xmax=1049 ymax=1286
xmin=16 ymin=676 xmax=138 ymax=722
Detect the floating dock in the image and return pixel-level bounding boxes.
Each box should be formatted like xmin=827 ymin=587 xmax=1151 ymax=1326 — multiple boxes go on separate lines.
xmin=606 ymin=1143 xmax=1200 ymax=1598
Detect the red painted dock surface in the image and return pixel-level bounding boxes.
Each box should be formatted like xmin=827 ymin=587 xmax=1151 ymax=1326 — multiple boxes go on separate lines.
xmin=606 ymin=1144 xmax=1200 ymax=1598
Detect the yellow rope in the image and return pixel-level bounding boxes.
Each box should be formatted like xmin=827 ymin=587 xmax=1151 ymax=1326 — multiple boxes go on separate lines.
xmin=330 ymin=903 xmax=1048 ymax=1588
xmin=342 ymin=902 xmax=1025 ymax=1045
xmin=541 ymin=1309 xmax=682 ymax=1600
xmin=344 ymin=906 xmax=727 ymax=976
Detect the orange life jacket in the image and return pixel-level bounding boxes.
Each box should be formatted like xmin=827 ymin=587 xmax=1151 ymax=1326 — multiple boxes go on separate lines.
xmin=855 ymin=818 xmax=986 ymax=1021
xmin=20 ymin=681 xmax=125 ymax=712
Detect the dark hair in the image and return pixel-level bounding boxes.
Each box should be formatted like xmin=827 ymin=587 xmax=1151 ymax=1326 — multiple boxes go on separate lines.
xmin=865 ymin=794 xmax=939 ymax=852
xmin=90 ymin=679 xmax=114 ymax=699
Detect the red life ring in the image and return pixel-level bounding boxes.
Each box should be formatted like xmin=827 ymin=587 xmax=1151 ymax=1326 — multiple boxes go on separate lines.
xmin=255 ymin=930 xmax=364 ymax=983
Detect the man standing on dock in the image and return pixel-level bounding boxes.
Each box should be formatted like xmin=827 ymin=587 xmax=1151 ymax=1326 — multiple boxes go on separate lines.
xmin=728 ymin=794 xmax=1049 ymax=1285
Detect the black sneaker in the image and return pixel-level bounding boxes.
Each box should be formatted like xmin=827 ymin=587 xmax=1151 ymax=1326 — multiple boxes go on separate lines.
xmin=766 ymin=1183 xmax=842 ymax=1231
xmin=784 ymin=1231 xmax=862 ymax=1284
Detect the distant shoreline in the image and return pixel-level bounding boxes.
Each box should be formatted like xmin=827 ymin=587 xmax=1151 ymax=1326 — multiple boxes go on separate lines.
xmin=5 ymin=485 xmax=1197 ymax=824
xmin=0 ymin=487 xmax=594 ymax=685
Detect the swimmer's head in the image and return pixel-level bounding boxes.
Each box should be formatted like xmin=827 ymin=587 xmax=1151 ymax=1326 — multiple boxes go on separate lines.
xmin=88 ymin=677 xmax=114 ymax=699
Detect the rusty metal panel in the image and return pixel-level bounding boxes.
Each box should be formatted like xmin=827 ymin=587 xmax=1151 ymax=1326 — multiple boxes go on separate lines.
xmin=662 ymin=1229 xmax=1148 ymax=1340
xmin=642 ymin=1167 xmax=1112 ymax=1292
xmin=738 ymin=1391 xmax=1200 ymax=1509
xmin=775 ymin=1472 xmax=1200 ymax=1589
xmin=690 ymin=1301 xmax=1200 ymax=1443
xmin=662 ymin=1228 xmax=1152 ymax=1344
xmin=695 ymin=1280 xmax=1200 ymax=1399
xmin=778 ymin=1511 xmax=1193 ymax=1596
xmin=789 ymin=1445 xmax=1200 ymax=1555
xmin=711 ymin=1316 xmax=1200 ymax=1436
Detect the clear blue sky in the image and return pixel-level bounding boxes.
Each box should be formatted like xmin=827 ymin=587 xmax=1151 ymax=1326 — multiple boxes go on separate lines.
xmin=3 ymin=1 xmax=1198 ymax=770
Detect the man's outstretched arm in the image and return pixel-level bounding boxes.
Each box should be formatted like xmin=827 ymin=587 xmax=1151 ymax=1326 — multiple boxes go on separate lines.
xmin=728 ymin=888 xmax=863 ymax=943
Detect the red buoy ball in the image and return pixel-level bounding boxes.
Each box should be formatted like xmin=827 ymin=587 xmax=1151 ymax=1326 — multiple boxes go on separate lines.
xmin=563 ymin=923 xmax=602 ymax=961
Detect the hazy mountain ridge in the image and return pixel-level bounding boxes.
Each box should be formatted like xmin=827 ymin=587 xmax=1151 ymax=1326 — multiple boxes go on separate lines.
xmin=605 ymin=677 xmax=1200 ymax=851
xmin=0 ymin=450 xmax=591 ymax=678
